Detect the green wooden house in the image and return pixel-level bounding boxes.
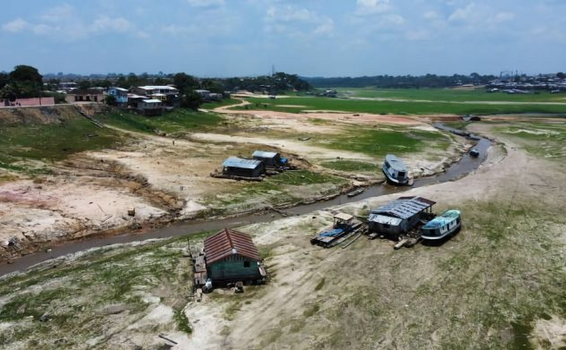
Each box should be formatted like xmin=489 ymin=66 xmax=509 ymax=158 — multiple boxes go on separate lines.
xmin=204 ymin=228 xmax=265 ymax=285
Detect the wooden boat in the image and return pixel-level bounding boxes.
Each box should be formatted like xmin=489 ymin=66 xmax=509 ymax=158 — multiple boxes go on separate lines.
xmin=469 ymin=148 xmax=480 ymax=157
xmin=421 ymin=210 xmax=461 ymax=240
xmin=382 ymin=154 xmax=410 ymax=185
xmin=310 ymin=213 xmax=362 ymax=248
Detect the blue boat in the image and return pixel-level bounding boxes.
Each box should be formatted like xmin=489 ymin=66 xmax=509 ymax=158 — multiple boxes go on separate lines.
xmin=310 ymin=213 xmax=362 ymax=247
xmin=382 ymin=154 xmax=410 ymax=185
xmin=421 ymin=210 xmax=461 ymax=240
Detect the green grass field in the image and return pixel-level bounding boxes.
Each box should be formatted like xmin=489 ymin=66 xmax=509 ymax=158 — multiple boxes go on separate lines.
xmin=0 ymin=118 xmax=122 ymax=169
xmin=101 ymin=108 xmax=225 ymax=134
xmin=235 ymin=93 xmax=566 ymax=115
xmin=335 ymin=87 xmax=566 ymax=103
xmin=314 ymin=127 xmax=449 ymax=158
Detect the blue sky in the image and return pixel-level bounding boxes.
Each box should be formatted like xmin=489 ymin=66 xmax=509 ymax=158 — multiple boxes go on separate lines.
xmin=1 ymin=0 xmax=565 ymax=77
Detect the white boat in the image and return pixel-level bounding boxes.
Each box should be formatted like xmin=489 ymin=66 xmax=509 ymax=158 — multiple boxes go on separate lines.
xmin=421 ymin=210 xmax=461 ymax=240
xmin=382 ymin=154 xmax=410 ymax=185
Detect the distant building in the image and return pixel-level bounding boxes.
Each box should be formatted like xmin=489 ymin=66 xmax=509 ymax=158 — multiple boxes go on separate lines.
xmin=107 ymin=87 xmax=128 ymax=105
xmin=204 ymin=228 xmax=266 ymax=284
xmin=194 ymin=89 xmax=211 ymax=100
xmin=65 ymin=88 xmax=105 ymax=103
xmin=222 ymin=157 xmax=265 ymax=178
xmin=2 ymin=97 xmax=55 ymax=108
xmin=131 ymin=85 xmax=179 ymax=106
xmin=368 ymin=196 xmax=436 ymax=236
xmin=137 ymin=99 xmax=163 ymax=116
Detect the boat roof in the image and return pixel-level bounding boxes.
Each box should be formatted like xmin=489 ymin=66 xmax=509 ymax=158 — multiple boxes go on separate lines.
xmin=252 ymin=150 xmax=278 ymax=158
xmin=423 ymin=210 xmax=461 ymax=229
xmin=385 ymin=154 xmax=408 ymax=172
xmin=222 ymin=157 xmax=262 ymax=170
xmin=368 ymin=214 xmax=402 ymax=226
xmin=370 ymin=196 xmax=436 ymax=219
xmin=334 ymin=213 xmax=354 ymax=221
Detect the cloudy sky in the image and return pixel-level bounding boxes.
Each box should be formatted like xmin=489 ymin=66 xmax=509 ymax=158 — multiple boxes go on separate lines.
xmin=1 ymin=0 xmax=565 ymax=77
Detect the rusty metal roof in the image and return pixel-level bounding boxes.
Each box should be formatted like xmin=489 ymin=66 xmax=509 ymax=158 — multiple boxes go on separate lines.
xmin=204 ymin=228 xmax=261 ymax=265
xmin=370 ymin=196 xmax=436 ymax=219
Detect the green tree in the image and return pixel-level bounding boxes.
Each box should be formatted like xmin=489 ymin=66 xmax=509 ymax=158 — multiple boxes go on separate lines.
xmin=9 ymin=65 xmax=42 ymax=85
xmin=7 ymin=65 xmax=43 ymax=98
xmin=181 ymin=90 xmax=203 ymax=110
xmin=105 ymin=95 xmax=117 ymax=106
xmin=174 ymin=73 xmax=199 ymax=95
xmin=557 ymin=72 xmax=566 ymax=79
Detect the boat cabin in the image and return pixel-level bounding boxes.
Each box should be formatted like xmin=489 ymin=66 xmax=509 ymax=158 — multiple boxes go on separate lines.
xmin=421 ymin=210 xmax=461 ymax=240
xmin=368 ymin=196 xmax=436 ymax=236
xmin=382 ymin=154 xmax=409 ymax=185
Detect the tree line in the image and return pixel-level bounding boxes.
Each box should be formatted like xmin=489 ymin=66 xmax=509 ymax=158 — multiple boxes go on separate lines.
xmin=303 ymin=73 xmax=498 ymax=88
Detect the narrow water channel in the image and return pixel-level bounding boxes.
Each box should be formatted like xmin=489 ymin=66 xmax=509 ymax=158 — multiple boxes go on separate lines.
xmin=0 ymin=125 xmax=492 ymax=277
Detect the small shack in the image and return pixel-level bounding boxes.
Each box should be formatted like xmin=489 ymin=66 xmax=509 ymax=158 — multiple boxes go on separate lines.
xmin=368 ymin=196 xmax=435 ymax=236
xmin=204 ymin=228 xmax=266 ymax=285
xmin=222 ymin=157 xmax=265 ymax=178
xmin=252 ymin=150 xmax=286 ymax=168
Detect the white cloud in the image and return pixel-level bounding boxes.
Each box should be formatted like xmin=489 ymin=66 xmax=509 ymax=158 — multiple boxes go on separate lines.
xmin=90 ymin=16 xmax=134 ymax=33
xmin=264 ymin=5 xmax=334 ymax=37
xmin=492 ymin=12 xmax=515 ymax=23
xmin=186 ymin=0 xmax=224 ymax=7
xmin=356 ymin=0 xmax=391 ymax=15
xmin=448 ymin=3 xmax=477 ymax=23
xmin=2 ymin=18 xmax=29 ymax=33
xmin=2 ymin=4 xmax=141 ymax=40
xmin=423 ymin=11 xmax=439 ymax=20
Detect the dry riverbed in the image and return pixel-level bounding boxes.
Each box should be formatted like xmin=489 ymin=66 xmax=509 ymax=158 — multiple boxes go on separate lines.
xmin=0 ymin=105 xmax=463 ymax=263
xmin=1 ymin=121 xmax=566 ymax=349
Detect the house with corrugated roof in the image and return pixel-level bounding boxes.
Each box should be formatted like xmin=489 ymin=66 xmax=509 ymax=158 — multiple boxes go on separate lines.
xmin=368 ymin=196 xmax=436 ymax=236
xmin=252 ymin=150 xmax=287 ymax=168
xmin=221 ymin=156 xmax=265 ymax=178
xmin=204 ymin=228 xmax=266 ymax=284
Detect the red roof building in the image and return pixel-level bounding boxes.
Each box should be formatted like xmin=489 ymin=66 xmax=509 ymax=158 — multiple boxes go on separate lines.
xmin=204 ymin=229 xmax=263 ymax=284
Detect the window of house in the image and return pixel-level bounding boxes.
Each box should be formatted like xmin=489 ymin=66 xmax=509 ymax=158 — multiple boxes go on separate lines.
xmin=244 ymin=261 xmax=250 ymax=268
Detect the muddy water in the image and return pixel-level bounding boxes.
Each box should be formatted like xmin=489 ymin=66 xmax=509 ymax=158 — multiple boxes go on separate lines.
xmin=0 ymin=126 xmax=491 ymax=277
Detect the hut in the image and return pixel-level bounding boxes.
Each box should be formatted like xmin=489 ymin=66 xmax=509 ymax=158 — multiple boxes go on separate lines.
xmin=222 ymin=157 xmax=265 ymax=178
xmin=204 ymin=228 xmax=266 ymax=285
xmin=252 ymin=150 xmax=286 ymax=168
xmin=368 ymin=196 xmax=435 ymax=236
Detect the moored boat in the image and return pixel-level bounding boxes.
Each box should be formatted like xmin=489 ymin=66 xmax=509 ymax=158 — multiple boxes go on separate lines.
xmin=421 ymin=210 xmax=461 ymax=240
xmin=382 ymin=154 xmax=410 ymax=185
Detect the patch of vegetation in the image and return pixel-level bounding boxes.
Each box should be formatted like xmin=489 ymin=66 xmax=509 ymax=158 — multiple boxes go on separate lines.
xmin=101 ymin=108 xmax=225 ymax=134
xmin=234 ymin=96 xmax=566 ymax=115
xmin=0 ymin=118 xmax=122 ymax=166
xmin=174 ymin=309 xmax=192 ymax=334
xmin=314 ymin=278 xmax=326 ymax=291
xmin=207 ymin=170 xmax=349 ymax=209
xmin=496 ymin=122 xmax=566 ymax=160
xmin=303 ymin=303 xmax=321 ymax=318
xmin=315 ymin=127 xmax=448 ymax=158
xmin=321 ymin=160 xmax=377 ymax=172
xmin=336 ymin=87 xmax=566 ymax=103
xmin=201 ymin=98 xmax=240 ymax=109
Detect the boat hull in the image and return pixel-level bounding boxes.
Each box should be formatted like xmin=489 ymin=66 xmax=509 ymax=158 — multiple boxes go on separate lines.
xmin=421 ymin=221 xmax=461 ymax=240
xmin=382 ymin=167 xmax=409 ymax=185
